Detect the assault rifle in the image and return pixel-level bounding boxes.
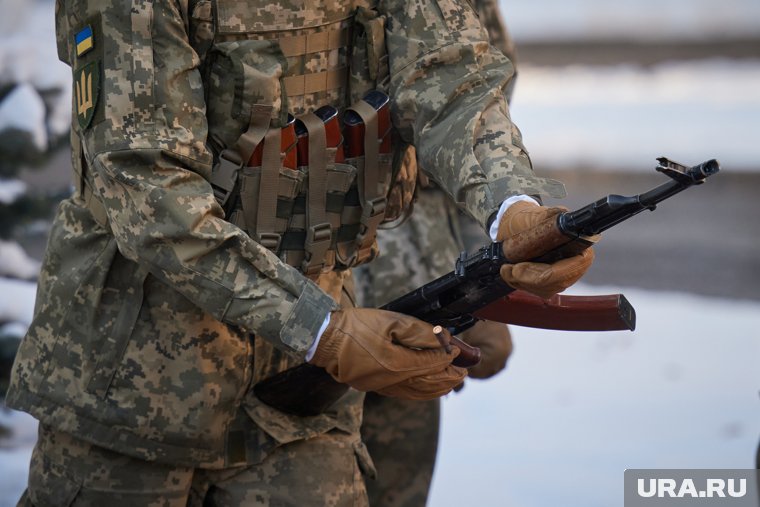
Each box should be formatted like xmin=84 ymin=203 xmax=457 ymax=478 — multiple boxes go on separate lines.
xmin=381 ymin=157 xmax=720 ymax=365
xmin=254 ymin=157 xmax=720 ymax=415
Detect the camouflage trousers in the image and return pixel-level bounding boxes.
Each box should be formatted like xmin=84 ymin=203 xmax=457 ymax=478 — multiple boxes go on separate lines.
xmin=18 ymin=424 xmax=369 ymax=507
xmin=361 ymin=395 xmax=440 ymax=507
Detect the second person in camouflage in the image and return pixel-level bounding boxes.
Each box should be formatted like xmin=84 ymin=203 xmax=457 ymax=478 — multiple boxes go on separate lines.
xmin=355 ymin=1 xmax=519 ymax=504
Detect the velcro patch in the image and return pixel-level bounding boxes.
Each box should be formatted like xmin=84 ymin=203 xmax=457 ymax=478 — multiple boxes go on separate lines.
xmin=74 ymin=61 xmax=100 ymax=130
xmin=75 ymin=25 xmax=94 ymax=57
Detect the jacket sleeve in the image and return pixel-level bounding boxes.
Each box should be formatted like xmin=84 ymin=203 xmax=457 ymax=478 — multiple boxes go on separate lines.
xmin=65 ymin=0 xmax=336 ymax=356
xmin=380 ymin=0 xmax=566 ymax=228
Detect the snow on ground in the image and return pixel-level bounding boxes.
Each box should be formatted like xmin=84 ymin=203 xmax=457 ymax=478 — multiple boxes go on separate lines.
xmin=510 ymin=60 xmax=760 ymax=171
xmin=0 ymin=277 xmax=36 ymax=328
xmin=501 ymin=0 xmax=760 ymax=42
xmin=0 ymin=241 xmax=41 ymax=280
xmin=0 ymin=0 xmax=69 ymax=94
xmin=431 ymin=285 xmax=760 ymax=507
xmin=0 ymin=0 xmax=71 ymax=149
xmin=0 ymin=84 xmax=48 ymax=151
xmin=0 ymin=285 xmax=756 ymax=506
xmin=0 ymin=180 xmax=26 ymax=204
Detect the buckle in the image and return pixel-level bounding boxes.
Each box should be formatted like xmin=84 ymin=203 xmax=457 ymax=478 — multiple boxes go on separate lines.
xmin=257 ymin=232 xmax=282 ymax=252
xmin=210 ymin=149 xmax=243 ymax=207
xmin=362 ymin=196 xmax=386 ymax=220
xmin=306 ymin=222 xmax=332 ymax=244
xmin=301 ymin=223 xmax=333 ymax=276
xmin=356 ymin=196 xmax=386 ymax=244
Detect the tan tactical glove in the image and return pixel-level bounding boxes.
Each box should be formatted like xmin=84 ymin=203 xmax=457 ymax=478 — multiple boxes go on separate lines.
xmin=497 ymin=201 xmax=595 ymax=299
xmin=458 ymin=320 xmax=513 ymax=379
xmin=309 ymin=308 xmax=467 ymax=400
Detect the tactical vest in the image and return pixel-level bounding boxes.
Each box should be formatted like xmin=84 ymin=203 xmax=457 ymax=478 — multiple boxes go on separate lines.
xmin=189 ymin=0 xmax=413 ymax=278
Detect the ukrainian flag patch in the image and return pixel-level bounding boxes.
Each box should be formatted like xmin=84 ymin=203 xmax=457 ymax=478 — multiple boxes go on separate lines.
xmin=75 ymin=25 xmax=94 ymax=57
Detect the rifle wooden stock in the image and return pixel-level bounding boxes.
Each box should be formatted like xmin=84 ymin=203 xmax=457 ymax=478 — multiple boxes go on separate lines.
xmin=474 ymin=290 xmax=636 ymax=331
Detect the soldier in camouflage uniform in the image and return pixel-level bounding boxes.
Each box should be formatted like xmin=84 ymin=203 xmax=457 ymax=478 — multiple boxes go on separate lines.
xmin=7 ymin=0 xmax=594 ymax=504
xmin=356 ymin=2 xmax=519 ymax=504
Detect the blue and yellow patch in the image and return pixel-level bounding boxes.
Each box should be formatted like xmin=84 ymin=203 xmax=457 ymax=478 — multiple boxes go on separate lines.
xmin=75 ymin=25 xmax=94 ymax=57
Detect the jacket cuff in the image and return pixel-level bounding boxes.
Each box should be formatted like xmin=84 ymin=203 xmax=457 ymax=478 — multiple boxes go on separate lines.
xmin=224 ymin=279 xmax=338 ymax=357
xmin=280 ymin=281 xmax=339 ymax=355
xmin=461 ymin=174 xmax=566 ymax=230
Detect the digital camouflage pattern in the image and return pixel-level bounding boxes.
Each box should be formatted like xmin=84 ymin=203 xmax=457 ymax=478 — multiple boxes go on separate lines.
xmin=361 ymin=393 xmax=440 ymax=506
xmin=8 ymin=0 xmax=556 ymax=497
xmin=355 ymin=188 xmax=486 ymax=507
xmin=21 ymin=424 xmax=370 ymax=507
xmin=357 ymin=1 xmax=519 ymax=503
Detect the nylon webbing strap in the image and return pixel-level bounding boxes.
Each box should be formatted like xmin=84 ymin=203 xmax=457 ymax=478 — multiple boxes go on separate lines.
xmin=349 ymin=100 xmax=386 ymax=264
xmin=256 ymin=128 xmax=282 ymax=251
xmin=352 ymin=101 xmax=380 ymax=202
xmin=283 ymin=68 xmax=347 ymax=97
xmin=236 ymin=105 xmax=273 ymax=164
xmin=87 ymin=265 xmax=148 ymax=399
xmin=277 ymin=27 xmax=349 ymax=58
xmin=75 ymin=140 xmax=109 ymax=230
xmin=81 ymin=178 xmax=109 ymax=230
xmin=211 ymin=105 xmax=272 ymax=207
xmin=300 ymin=112 xmax=332 ymax=276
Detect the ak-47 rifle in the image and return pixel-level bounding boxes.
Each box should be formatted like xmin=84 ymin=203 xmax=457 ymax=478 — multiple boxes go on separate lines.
xmin=382 ymin=157 xmax=720 ymax=366
xmin=254 ymin=157 xmax=720 ymax=415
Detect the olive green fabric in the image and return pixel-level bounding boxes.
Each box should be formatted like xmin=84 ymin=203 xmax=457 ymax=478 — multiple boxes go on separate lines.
xmin=19 ymin=424 xmax=370 ymax=507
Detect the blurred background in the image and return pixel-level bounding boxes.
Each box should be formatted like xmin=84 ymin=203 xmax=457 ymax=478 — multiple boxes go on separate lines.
xmin=0 ymin=0 xmax=758 ymax=506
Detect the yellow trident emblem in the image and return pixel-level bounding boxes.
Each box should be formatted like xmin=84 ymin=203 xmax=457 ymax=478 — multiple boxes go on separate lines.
xmin=76 ymin=70 xmax=93 ymax=118
xmin=74 ymin=62 xmax=99 ymax=129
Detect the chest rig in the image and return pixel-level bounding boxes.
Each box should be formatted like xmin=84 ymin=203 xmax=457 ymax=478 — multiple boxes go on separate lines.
xmin=190 ymin=0 xmax=406 ymax=278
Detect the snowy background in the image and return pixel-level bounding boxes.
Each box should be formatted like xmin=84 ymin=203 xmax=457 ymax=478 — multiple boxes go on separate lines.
xmin=0 ymin=0 xmax=758 ymax=505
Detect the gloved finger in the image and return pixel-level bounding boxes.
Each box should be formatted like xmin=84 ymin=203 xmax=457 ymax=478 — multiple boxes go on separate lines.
xmin=500 ymin=262 xmax=554 ymax=299
xmin=351 ymin=310 xmax=444 ymax=350
xmin=500 ymin=248 xmax=594 ymax=299
xmin=497 ymin=203 xmax=566 ymax=241
xmin=376 ymin=365 xmax=467 ymax=400
xmin=389 ymin=322 xmax=453 ymax=350
xmin=549 ymin=247 xmax=595 ymax=284
xmin=353 ymin=343 xmax=462 ymax=385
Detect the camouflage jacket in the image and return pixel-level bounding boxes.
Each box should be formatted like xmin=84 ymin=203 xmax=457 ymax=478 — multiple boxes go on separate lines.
xmin=7 ymin=0 xmax=564 ymax=467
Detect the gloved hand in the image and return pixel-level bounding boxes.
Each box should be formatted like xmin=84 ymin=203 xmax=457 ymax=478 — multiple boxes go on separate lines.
xmin=497 ymin=201 xmax=595 ymax=299
xmin=458 ymin=320 xmax=513 ymax=379
xmin=309 ymin=308 xmax=467 ymax=400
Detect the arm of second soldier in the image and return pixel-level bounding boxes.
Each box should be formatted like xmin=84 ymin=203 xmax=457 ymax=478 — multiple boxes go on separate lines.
xmin=72 ymin=1 xmax=336 ymax=356
xmin=380 ymin=0 xmax=567 ymax=230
